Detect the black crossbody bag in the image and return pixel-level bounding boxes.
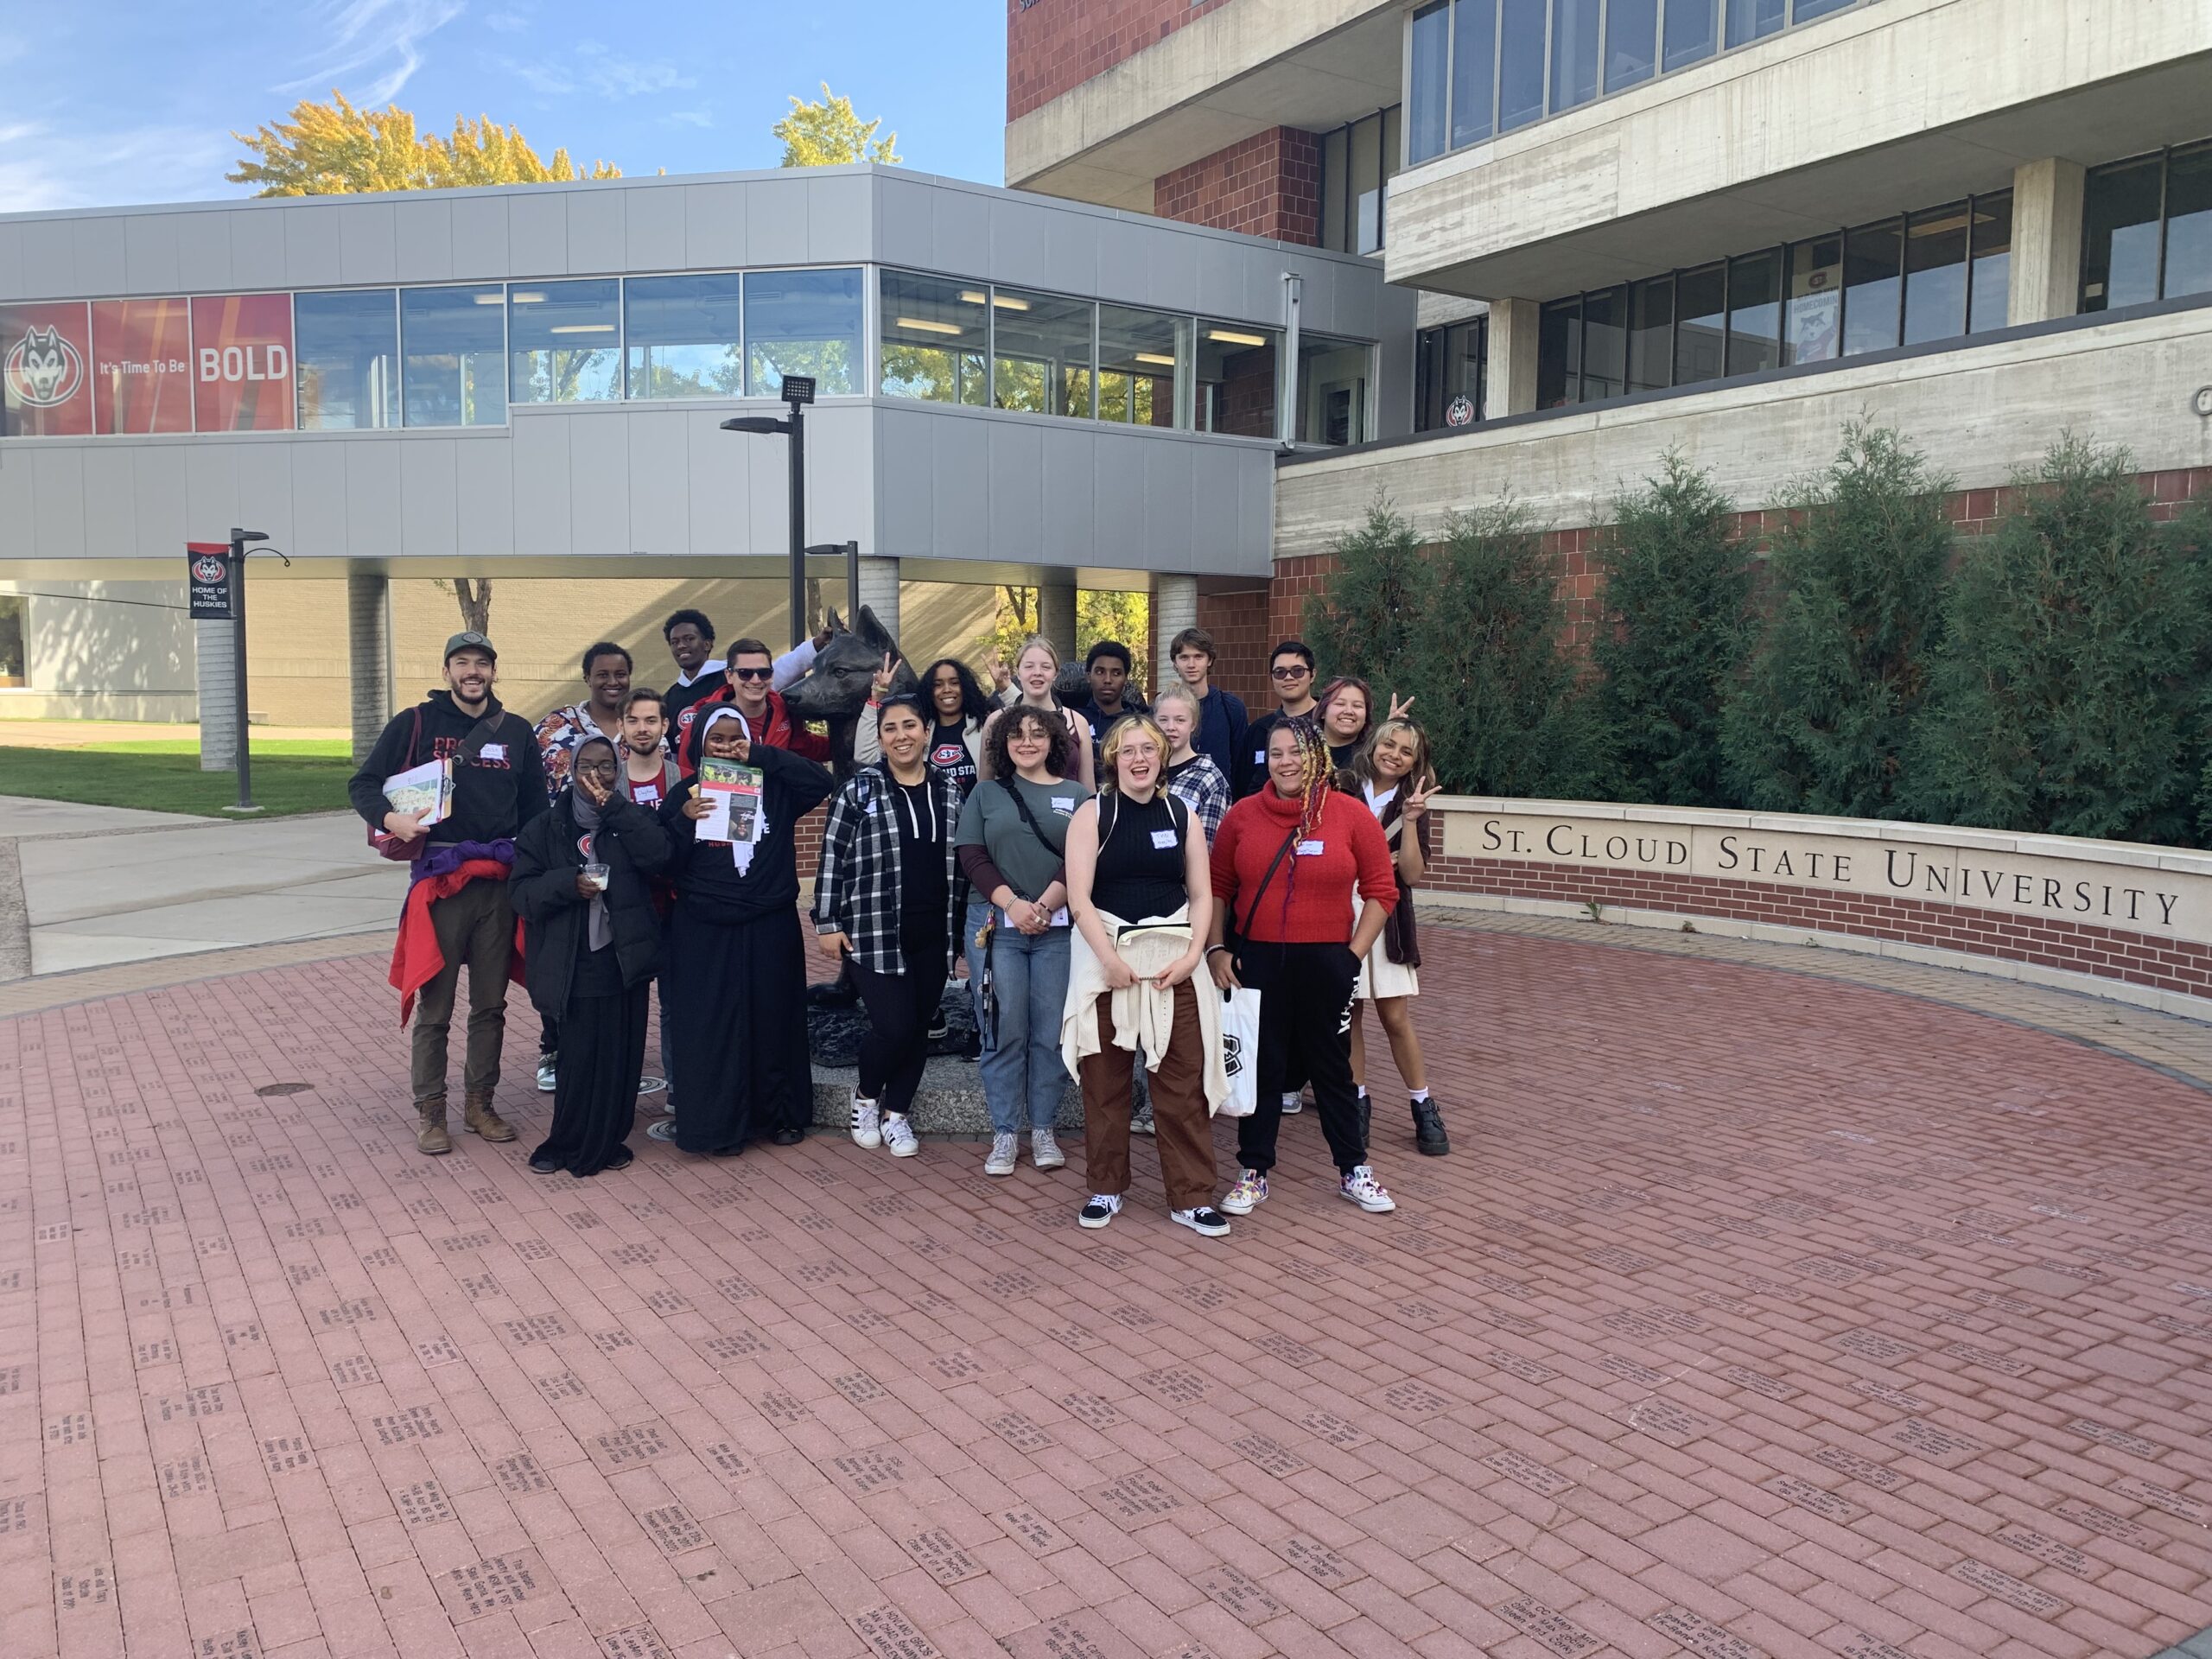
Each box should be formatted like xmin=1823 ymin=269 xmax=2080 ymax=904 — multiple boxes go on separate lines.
xmin=1224 ymin=827 xmax=1300 ymax=969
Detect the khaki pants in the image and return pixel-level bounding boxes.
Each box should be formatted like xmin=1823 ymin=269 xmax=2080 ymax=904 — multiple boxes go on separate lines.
xmin=1079 ymin=982 xmax=1217 ymax=1211
xmin=410 ymin=879 xmax=515 ymax=1104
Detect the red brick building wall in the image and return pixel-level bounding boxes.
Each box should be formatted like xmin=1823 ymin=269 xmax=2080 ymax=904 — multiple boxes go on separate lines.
xmin=1187 ymin=588 xmax=1271 ymax=709
xmin=1153 ymin=129 xmax=1322 ymax=246
xmin=1008 ymin=0 xmax=1237 ymax=122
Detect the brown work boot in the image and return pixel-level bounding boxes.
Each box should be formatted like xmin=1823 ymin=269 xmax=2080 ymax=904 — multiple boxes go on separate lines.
xmin=463 ymin=1090 xmax=517 ymax=1143
xmin=414 ymin=1096 xmax=453 ymax=1156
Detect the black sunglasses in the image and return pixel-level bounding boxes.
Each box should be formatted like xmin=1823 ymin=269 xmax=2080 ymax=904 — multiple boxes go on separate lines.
xmin=1270 ymin=664 xmax=1312 ymax=679
xmin=731 ymin=666 xmax=774 ymax=682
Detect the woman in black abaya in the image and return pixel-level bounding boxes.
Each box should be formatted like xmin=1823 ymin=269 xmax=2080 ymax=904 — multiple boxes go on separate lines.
xmin=511 ymin=736 xmax=671 ymax=1177
xmin=660 ymin=708 xmax=837 ymax=1155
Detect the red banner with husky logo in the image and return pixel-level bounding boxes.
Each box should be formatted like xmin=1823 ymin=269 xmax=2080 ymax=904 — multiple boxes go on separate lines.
xmin=0 ymin=302 xmax=93 ymax=436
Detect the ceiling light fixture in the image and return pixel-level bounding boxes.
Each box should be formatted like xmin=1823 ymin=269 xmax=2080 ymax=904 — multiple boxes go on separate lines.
xmin=1133 ymin=352 xmax=1177 ymax=366
xmin=894 ymin=317 xmax=965 ymax=334
xmin=1207 ymin=328 xmax=1267 ymax=346
xmin=509 ymin=291 xmax=547 ymax=303
xmin=549 ymin=324 xmax=615 ymax=334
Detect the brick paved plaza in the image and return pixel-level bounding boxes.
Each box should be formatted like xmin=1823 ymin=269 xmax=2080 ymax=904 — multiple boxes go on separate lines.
xmin=3 ymin=918 xmax=2211 ymax=1659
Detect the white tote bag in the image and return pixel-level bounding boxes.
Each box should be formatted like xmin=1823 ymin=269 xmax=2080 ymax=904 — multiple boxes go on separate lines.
xmin=1217 ymin=988 xmax=1262 ymax=1117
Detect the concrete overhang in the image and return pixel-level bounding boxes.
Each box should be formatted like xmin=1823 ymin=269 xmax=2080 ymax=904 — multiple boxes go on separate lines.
xmin=1386 ymin=0 xmax=2212 ymax=302
xmin=1007 ymin=0 xmax=1406 ymax=210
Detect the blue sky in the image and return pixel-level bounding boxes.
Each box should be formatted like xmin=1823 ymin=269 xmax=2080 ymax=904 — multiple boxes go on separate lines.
xmin=0 ymin=0 xmax=1007 ymax=213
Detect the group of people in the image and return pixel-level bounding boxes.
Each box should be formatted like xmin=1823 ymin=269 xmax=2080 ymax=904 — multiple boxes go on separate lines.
xmin=351 ymin=617 xmax=1449 ymax=1237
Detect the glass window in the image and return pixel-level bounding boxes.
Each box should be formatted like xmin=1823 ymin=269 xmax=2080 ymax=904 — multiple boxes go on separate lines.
xmin=192 ymin=294 xmax=296 ymax=433
xmin=91 ymin=298 xmax=193 ymax=435
xmin=1726 ymin=250 xmax=1781 ymax=376
xmin=1967 ymin=193 xmax=2012 ymax=332
xmin=1351 ymin=114 xmax=1383 ymax=255
xmin=2164 ymin=142 xmax=2212 ymax=301
xmin=1793 ymin=0 xmax=1855 ymax=17
xmin=296 ymin=289 xmax=397 ymax=430
xmin=0 ymin=302 xmax=93 ymax=437
xmin=2081 ymin=156 xmax=2163 ymax=313
xmin=1581 ymin=284 xmax=1628 ymax=400
xmin=1408 ymin=2 xmax=1451 ymax=164
xmin=1416 ymin=318 xmax=1487 ymax=429
xmin=1726 ymin=0 xmax=1785 ymax=47
xmin=1297 ymin=334 xmax=1371 ymax=445
xmin=1605 ymin=0 xmax=1658 ymax=91
xmin=1902 ymin=202 xmax=1970 ymax=346
xmin=1537 ymin=297 xmax=1581 ymax=407
xmin=1841 ymin=219 xmax=1903 ymax=355
xmin=1321 ymin=128 xmax=1350 ymax=253
xmin=745 ymin=267 xmax=862 ymax=397
xmin=1627 ymin=276 xmax=1674 ymax=391
xmin=1098 ymin=305 xmax=1190 ymax=428
xmin=0 ymin=595 xmax=22 ymax=688
xmin=1550 ymin=0 xmax=1600 ymax=113
xmin=878 ymin=271 xmax=988 ymax=405
xmin=510 ymin=279 xmax=619 ymax=405
xmin=1784 ymin=234 xmax=1842 ymax=363
xmin=1499 ymin=0 xmax=1548 ymax=132
xmin=1675 ymin=263 xmax=1727 ymax=385
xmin=1663 ymin=0 xmax=1718 ymax=70
xmin=401 ymin=284 xmax=505 ymax=428
xmin=625 ymin=273 xmax=743 ymax=399
xmin=1196 ymin=323 xmax=1280 ymax=437
xmin=1452 ymin=0 xmax=1497 ymax=148
xmin=992 ymin=287 xmax=1094 ymax=419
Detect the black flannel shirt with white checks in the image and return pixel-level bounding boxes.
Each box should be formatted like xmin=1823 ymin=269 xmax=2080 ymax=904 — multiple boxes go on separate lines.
xmin=812 ymin=761 xmax=969 ymax=974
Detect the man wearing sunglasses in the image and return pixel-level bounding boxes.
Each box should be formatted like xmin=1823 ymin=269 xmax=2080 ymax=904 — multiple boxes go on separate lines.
xmin=676 ymin=637 xmax=834 ymax=772
xmin=1236 ymin=640 xmax=1321 ymax=798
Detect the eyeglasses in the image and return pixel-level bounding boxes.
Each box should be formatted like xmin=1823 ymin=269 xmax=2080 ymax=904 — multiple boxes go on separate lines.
xmin=1270 ymin=664 xmax=1312 ymax=679
xmin=732 ymin=666 xmax=774 ymax=683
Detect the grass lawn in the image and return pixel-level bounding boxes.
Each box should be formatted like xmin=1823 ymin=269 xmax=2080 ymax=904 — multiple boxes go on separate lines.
xmin=0 ymin=745 xmax=356 ymax=817
xmin=79 ymin=737 xmax=353 ymax=758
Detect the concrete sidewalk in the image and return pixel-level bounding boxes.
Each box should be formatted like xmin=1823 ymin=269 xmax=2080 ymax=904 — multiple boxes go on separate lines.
xmin=0 ymin=798 xmax=404 ymax=977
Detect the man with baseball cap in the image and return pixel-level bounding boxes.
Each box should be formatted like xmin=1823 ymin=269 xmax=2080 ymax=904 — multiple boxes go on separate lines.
xmin=350 ymin=631 xmax=548 ymax=1154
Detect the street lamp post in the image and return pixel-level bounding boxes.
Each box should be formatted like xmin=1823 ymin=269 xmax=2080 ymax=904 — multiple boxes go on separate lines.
xmin=721 ymin=374 xmax=817 ymax=650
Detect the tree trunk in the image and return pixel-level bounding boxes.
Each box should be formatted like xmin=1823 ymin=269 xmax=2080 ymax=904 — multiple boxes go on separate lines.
xmin=453 ymin=578 xmax=493 ymax=633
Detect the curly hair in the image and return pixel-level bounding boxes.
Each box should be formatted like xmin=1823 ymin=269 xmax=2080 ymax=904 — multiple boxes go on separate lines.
xmin=916 ymin=657 xmax=997 ymax=726
xmin=982 ymin=702 xmax=1073 ymax=780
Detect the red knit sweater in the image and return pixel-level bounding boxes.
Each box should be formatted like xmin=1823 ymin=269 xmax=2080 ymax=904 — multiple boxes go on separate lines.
xmin=1211 ymin=787 xmax=1398 ymax=944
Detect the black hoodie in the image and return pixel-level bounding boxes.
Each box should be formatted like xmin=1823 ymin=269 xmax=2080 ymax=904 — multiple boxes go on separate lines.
xmin=348 ymin=690 xmax=549 ymax=846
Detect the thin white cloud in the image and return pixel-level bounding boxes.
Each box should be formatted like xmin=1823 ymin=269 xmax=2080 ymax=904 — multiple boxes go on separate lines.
xmin=666 ymin=109 xmax=714 ymax=129
xmin=0 ymin=121 xmax=239 ymax=213
xmin=492 ymin=42 xmax=696 ymax=103
xmin=483 ymin=7 xmax=530 ymax=33
xmin=279 ymin=0 xmax=463 ymax=105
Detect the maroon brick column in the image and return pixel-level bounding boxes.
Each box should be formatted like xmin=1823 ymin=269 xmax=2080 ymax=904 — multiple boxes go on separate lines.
xmin=1153 ymin=128 xmax=1321 ymax=246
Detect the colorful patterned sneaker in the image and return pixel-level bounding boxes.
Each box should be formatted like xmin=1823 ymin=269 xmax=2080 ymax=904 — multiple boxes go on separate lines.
xmin=849 ymin=1095 xmax=881 ymax=1149
xmin=881 ymin=1113 xmax=920 ymax=1158
xmin=1077 ymin=1193 xmax=1122 ymax=1230
xmin=1171 ymin=1206 xmax=1231 ymax=1237
xmin=1339 ymin=1165 xmax=1397 ymax=1212
xmin=984 ymin=1133 xmax=1018 ymax=1177
xmin=536 ymin=1055 xmax=556 ymax=1093
xmin=1031 ymin=1127 xmax=1066 ymax=1170
xmin=1219 ymin=1169 xmax=1268 ymax=1215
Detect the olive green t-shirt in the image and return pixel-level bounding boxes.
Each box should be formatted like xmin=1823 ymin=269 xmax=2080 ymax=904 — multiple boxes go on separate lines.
xmin=954 ymin=775 xmax=1094 ymax=903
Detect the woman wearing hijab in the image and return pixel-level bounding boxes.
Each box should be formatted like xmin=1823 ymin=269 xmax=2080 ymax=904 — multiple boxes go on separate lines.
xmin=511 ymin=736 xmax=671 ymax=1178
xmin=659 ymin=707 xmax=837 ymax=1156
xmin=815 ymin=695 xmax=969 ymax=1159
xmin=1208 ymin=717 xmax=1401 ymax=1217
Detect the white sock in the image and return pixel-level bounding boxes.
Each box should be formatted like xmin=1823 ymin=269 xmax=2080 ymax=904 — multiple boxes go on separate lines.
xmin=1281 ymin=1092 xmax=1300 ymax=1108
xmin=1410 ymin=1088 xmax=1431 ymax=1103
xmin=1357 ymin=1085 xmax=1368 ymax=1099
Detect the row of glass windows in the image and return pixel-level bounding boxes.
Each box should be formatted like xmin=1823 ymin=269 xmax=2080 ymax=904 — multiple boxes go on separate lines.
xmin=1408 ymin=0 xmax=1871 ymax=166
xmin=1535 ymin=191 xmax=2012 ymax=408
xmin=2082 ymin=141 xmax=2212 ymax=314
xmin=1414 ymin=316 xmax=1490 ymax=430
xmin=1319 ymin=108 xmax=1403 ymax=257
xmin=877 ymin=270 xmax=1376 ymax=445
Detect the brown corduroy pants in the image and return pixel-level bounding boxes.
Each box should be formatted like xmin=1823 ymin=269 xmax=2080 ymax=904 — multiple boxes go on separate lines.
xmin=1079 ymin=981 xmax=1217 ymax=1212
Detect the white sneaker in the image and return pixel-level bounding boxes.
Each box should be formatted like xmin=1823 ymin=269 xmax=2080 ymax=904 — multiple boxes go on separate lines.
xmin=537 ymin=1056 xmax=556 ymax=1093
xmin=1279 ymin=1091 xmax=1302 ymax=1116
xmin=850 ymin=1095 xmax=881 ymax=1149
xmin=983 ymin=1133 xmax=1018 ymax=1177
xmin=881 ymin=1114 xmax=919 ymax=1158
xmin=1219 ymin=1170 xmax=1268 ymax=1215
xmin=1339 ymin=1165 xmax=1396 ymax=1212
xmin=1172 ymin=1206 xmax=1231 ymax=1238
xmin=1031 ymin=1127 xmax=1065 ymax=1170
xmin=1078 ymin=1194 xmax=1122 ymax=1230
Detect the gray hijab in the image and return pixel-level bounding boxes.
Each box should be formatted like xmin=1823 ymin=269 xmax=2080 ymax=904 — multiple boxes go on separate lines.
xmin=569 ymin=738 xmax=617 ymax=953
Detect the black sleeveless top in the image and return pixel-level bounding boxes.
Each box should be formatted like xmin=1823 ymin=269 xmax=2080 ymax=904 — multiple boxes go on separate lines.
xmin=1091 ymin=791 xmax=1189 ymax=920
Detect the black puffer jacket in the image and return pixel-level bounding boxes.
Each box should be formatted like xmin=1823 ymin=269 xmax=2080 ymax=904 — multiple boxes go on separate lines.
xmin=511 ymin=789 xmax=671 ymax=1014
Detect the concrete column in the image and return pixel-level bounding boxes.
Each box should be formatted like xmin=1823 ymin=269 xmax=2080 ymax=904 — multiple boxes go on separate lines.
xmin=855 ymin=555 xmax=900 ymax=645
xmin=1152 ymin=574 xmax=1198 ymax=694
xmin=1484 ymin=298 xmax=1541 ymax=420
xmin=1036 ymin=577 xmax=1077 ymax=659
xmin=346 ymin=573 xmax=391 ymax=764
xmin=2009 ymin=157 xmax=2087 ymax=327
xmin=194 ymin=618 xmax=238 ymax=772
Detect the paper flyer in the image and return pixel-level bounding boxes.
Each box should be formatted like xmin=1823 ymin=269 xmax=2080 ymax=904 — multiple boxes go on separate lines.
xmin=696 ymin=760 xmax=764 ymax=845
xmin=382 ymin=757 xmax=452 ymax=827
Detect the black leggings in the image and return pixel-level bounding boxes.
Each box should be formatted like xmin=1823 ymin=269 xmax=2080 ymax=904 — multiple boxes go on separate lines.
xmin=1236 ymin=939 xmax=1366 ymax=1176
xmin=854 ymin=922 xmax=948 ymax=1117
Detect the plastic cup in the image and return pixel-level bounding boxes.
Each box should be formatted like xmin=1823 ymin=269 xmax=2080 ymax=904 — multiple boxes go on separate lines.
xmin=582 ymin=862 xmax=611 ymax=891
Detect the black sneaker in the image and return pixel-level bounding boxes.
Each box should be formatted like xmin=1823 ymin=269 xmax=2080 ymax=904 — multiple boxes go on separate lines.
xmin=1411 ymin=1098 xmax=1451 ymax=1156
xmin=772 ymin=1127 xmax=804 ymax=1147
xmin=1077 ymin=1194 xmax=1122 ymax=1230
xmin=1171 ymin=1206 xmax=1230 ymax=1238
xmin=528 ymin=1151 xmax=560 ymax=1174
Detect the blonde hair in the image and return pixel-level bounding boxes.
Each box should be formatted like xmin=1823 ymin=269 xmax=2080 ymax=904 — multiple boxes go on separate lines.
xmin=1014 ymin=633 xmax=1060 ymax=672
xmin=1356 ymin=717 xmax=1433 ymax=792
xmin=1151 ymin=681 xmax=1201 ymax=719
xmin=1097 ymin=713 xmax=1168 ymax=795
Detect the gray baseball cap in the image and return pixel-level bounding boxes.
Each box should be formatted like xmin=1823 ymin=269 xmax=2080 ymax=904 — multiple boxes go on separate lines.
xmin=444 ymin=631 xmax=497 ymax=663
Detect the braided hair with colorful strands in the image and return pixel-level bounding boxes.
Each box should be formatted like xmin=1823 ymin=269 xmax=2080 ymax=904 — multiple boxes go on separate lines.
xmin=1269 ymin=715 xmax=1333 ymax=924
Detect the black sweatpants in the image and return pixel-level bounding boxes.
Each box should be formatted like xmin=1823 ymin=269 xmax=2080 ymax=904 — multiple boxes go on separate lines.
xmin=1235 ymin=939 xmax=1366 ymax=1177
xmin=854 ymin=918 xmax=948 ymax=1118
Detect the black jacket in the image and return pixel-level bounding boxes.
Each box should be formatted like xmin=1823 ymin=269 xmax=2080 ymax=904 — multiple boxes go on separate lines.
xmin=349 ymin=691 xmax=548 ymax=844
xmin=511 ymin=789 xmax=671 ymax=1014
xmin=660 ymin=742 xmax=836 ymax=925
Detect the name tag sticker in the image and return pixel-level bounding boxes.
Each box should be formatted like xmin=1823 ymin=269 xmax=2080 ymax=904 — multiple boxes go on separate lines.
xmin=1150 ymin=828 xmax=1179 ymax=850
xmin=480 ymin=742 xmax=505 ymax=761
xmin=1254 ymin=749 xmax=1266 ymax=765
xmin=1296 ymin=839 xmax=1326 ymax=856
xmin=1051 ymin=797 xmax=1075 ymax=812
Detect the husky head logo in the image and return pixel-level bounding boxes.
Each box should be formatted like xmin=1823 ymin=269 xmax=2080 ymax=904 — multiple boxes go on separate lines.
xmin=4 ymin=325 xmax=84 ymax=409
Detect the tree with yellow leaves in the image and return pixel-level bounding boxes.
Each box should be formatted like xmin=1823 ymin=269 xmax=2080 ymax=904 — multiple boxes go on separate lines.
xmin=773 ymin=84 xmax=900 ymax=168
xmin=228 ymin=92 xmax=621 ymax=197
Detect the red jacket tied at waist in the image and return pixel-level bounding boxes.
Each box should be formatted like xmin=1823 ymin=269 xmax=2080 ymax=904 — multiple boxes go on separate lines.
xmin=389 ymin=861 xmax=524 ymax=1027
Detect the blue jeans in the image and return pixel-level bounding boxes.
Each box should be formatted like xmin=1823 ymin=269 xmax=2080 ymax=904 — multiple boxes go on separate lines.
xmin=968 ymin=904 xmax=1073 ymax=1135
